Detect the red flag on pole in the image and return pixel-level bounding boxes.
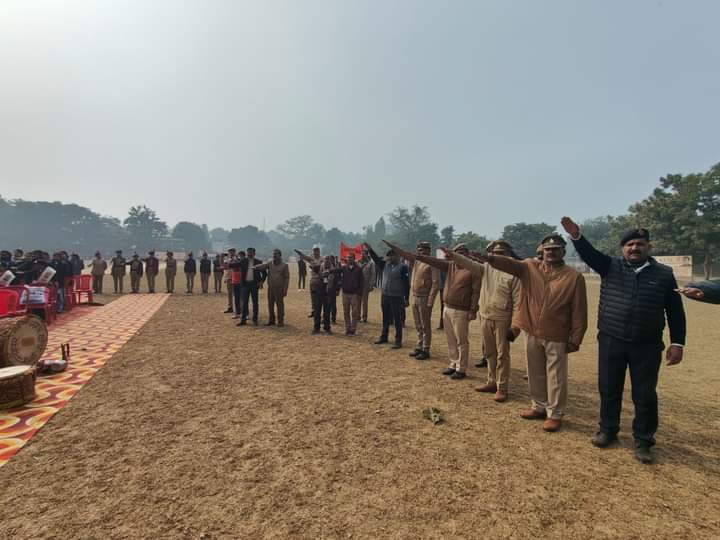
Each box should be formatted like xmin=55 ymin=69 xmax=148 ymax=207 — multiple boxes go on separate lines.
xmin=339 ymin=242 xmax=364 ymax=262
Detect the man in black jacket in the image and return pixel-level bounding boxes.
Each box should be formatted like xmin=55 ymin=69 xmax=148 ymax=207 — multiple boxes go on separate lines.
xmin=363 ymin=242 xmax=410 ymax=349
xmin=561 ymin=217 xmax=686 ymax=464
xmin=184 ymin=252 xmax=197 ymax=294
xmin=238 ymin=247 xmax=266 ymax=326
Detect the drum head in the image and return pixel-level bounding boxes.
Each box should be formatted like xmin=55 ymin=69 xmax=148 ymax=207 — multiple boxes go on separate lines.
xmin=0 ymin=316 xmax=48 ymax=367
xmin=0 ymin=365 xmax=32 ymax=379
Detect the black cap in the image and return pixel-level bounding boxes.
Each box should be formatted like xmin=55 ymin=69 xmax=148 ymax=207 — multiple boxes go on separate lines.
xmin=620 ymin=228 xmax=650 ymax=246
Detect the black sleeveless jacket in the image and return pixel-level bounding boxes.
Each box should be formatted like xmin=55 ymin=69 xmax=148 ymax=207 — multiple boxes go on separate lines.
xmin=572 ymin=236 xmax=686 ymax=346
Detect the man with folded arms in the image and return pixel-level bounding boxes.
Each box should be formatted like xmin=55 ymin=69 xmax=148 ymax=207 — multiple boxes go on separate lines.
xmin=561 ymin=217 xmax=686 ymax=463
xmin=472 ymin=234 xmax=587 ymax=430
xmin=386 ymin=240 xmax=481 ymax=379
xmin=445 ymin=240 xmax=521 ymax=402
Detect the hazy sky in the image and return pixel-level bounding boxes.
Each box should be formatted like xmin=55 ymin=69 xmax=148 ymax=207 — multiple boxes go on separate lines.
xmin=1 ymin=0 xmax=718 ymax=237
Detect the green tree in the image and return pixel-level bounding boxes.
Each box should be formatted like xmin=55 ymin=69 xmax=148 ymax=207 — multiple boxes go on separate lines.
xmin=440 ymin=226 xmax=455 ymax=247
xmin=228 ymin=226 xmax=272 ymax=256
xmin=324 ymin=227 xmax=345 ymax=252
xmin=454 ymin=231 xmax=491 ymax=252
xmin=627 ymin=163 xmax=720 ymax=278
xmin=210 ymin=227 xmax=229 ymax=244
xmin=123 ymin=205 xmax=167 ymax=251
xmin=277 ymin=215 xmax=315 ymax=238
xmin=386 ymin=206 xmax=439 ymax=248
xmin=502 ymin=222 xmax=557 ymax=259
xmin=172 ymin=221 xmax=210 ymax=253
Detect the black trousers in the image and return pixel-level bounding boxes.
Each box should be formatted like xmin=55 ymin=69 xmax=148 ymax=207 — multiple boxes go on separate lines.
xmin=381 ymin=295 xmax=404 ymax=344
xmin=298 ymin=273 xmax=306 ymax=289
xmin=233 ymin=284 xmax=243 ymax=315
xmin=241 ymin=282 xmax=259 ymax=322
xmin=329 ymin=292 xmax=337 ymax=321
xmin=311 ymin=287 xmax=330 ymax=331
xmin=598 ymin=333 xmax=663 ymax=446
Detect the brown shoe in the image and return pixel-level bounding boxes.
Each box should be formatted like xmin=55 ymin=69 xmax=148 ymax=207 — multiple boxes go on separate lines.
xmin=475 ymin=383 xmax=497 ymax=393
xmin=494 ymin=390 xmax=508 ymax=403
xmin=520 ymin=408 xmax=546 ymax=420
xmin=542 ymin=418 xmax=562 ymax=432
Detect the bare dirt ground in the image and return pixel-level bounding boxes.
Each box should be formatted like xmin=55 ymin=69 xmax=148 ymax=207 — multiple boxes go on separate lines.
xmin=0 ymin=268 xmax=718 ymax=539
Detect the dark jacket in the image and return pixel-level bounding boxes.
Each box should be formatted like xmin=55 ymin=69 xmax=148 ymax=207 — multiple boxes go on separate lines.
xmin=128 ymin=259 xmax=144 ymax=276
xmin=298 ymin=259 xmax=307 ymax=276
xmin=70 ymin=256 xmax=84 ymax=276
xmin=51 ymin=259 xmax=72 ymax=284
xmin=685 ymin=279 xmax=720 ymax=304
xmin=199 ymin=258 xmax=212 ymax=274
xmin=227 ymin=258 xmax=267 ymax=285
xmin=213 ymin=258 xmax=223 ymax=273
xmin=184 ymin=258 xmax=197 ymax=274
xmin=330 ymin=263 xmax=364 ymax=295
xmin=366 ymin=246 xmax=410 ymax=301
xmin=572 ymin=235 xmax=686 ymax=346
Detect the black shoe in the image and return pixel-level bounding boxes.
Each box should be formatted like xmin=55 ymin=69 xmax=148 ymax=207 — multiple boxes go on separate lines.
xmin=634 ymin=444 xmax=654 ymax=464
xmin=265 ymin=321 xmax=276 ymax=326
xmin=591 ymin=431 xmax=618 ymax=448
xmin=415 ymin=350 xmax=430 ymax=360
xmin=436 ymin=326 xmax=444 ymax=331
xmin=450 ymin=371 xmax=467 ymax=380
xmin=475 ymin=358 xmax=488 ymax=368
xmin=362 ymin=319 xmax=368 ymax=323
xmin=311 ymin=329 xmax=320 ymax=335
xmin=391 ymin=343 xmax=402 ymax=349
xmin=374 ymin=337 xmax=389 ymax=345
xmin=224 ymin=308 xmax=233 ymax=313
xmin=442 ymin=367 xmax=456 ymax=376
xmin=324 ymin=329 xmax=332 ymax=335
xmin=238 ymin=320 xmax=247 ymax=326
xmin=253 ymin=320 xmax=258 ymax=326
xmin=408 ymin=349 xmax=420 ymax=357
xmin=308 ymin=313 xmax=314 ymax=318
xmin=345 ymin=329 xmax=351 ymax=336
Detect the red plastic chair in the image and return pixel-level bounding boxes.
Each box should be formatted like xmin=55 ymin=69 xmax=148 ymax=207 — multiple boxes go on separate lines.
xmin=0 ymin=289 xmax=21 ymax=318
xmin=3 ymin=285 xmax=30 ymax=316
xmin=64 ymin=277 xmax=76 ymax=312
xmin=74 ymin=274 xmax=93 ymax=305
xmin=25 ymin=284 xmax=55 ymax=324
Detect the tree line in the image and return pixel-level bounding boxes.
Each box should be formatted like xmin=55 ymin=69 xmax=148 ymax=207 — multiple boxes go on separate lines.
xmin=1 ymin=162 xmax=717 ymax=276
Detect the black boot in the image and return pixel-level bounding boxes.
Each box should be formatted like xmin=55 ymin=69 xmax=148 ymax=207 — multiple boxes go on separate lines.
xmin=374 ymin=336 xmax=389 ymax=344
xmin=408 ymin=349 xmax=421 ymax=357
xmin=591 ymin=431 xmax=618 ymax=448
xmin=634 ymin=443 xmax=654 ymax=464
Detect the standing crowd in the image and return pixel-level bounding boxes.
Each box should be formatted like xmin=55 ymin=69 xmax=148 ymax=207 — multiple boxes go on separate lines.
xmin=4 ymin=217 xmax=718 ymax=465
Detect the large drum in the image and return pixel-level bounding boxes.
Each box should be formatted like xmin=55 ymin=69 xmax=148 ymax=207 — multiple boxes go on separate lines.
xmin=0 ymin=316 xmax=48 ymax=368
xmin=0 ymin=366 xmax=36 ymax=409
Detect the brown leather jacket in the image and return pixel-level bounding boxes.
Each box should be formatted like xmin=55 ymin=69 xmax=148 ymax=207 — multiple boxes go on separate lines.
xmin=488 ymin=255 xmax=588 ymax=345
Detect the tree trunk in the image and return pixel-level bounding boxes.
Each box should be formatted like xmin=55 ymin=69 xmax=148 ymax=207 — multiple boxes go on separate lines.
xmin=704 ymin=252 xmax=712 ymax=280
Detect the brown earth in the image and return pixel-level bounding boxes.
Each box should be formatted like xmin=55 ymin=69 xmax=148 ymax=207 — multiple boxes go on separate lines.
xmin=0 ymin=268 xmax=718 ymax=539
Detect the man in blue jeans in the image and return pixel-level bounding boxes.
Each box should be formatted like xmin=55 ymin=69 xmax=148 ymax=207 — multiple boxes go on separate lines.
xmin=561 ymin=217 xmax=686 ymax=464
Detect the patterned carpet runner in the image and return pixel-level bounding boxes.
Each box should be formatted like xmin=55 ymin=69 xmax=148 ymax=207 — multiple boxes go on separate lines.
xmin=0 ymin=294 xmax=169 ymax=467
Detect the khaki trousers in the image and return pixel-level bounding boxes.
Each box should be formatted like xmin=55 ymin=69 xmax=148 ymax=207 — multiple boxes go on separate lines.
xmin=412 ymin=295 xmax=433 ymax=351
xmin=361 ymin=288 xmax=372 ymax=322
xmin=166 ymin=272 xmax=176 ymax=293
xmin=481 ymin=318 xmax=511 ymax=390
xmin=200 ymin=273 xmax=210 ymax=293
xmin=214 ymin=272 xmax=223 ymax=293
xmin=146 ymin=273 xmax=156 ymax=293
xmin=226 ymin=279 xmax=233 ymax=308
xmin=342 ymin=292 xmax=361 ymax=332
xmin=525 ymin=333 xmax=568 ymax=420
xmin=443 ymin=307 xmax=470 ymax=373
xmin=267 ymin=285 xmax=285 ymax=323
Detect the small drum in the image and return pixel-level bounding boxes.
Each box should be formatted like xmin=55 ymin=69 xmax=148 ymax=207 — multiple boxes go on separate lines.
xmin=0 ymin=365 xmax=36 ymax=409
xmin=0 ymin=315 xmax=49 ymax=367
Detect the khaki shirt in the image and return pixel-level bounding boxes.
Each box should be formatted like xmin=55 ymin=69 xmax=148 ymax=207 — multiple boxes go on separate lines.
xmin=409 ymin=260 xmax=440 ymax=305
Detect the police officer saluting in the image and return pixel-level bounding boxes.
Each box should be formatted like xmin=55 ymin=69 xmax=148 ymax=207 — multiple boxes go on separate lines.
xmin=561 ymin=217 xmax=686 ymax=464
